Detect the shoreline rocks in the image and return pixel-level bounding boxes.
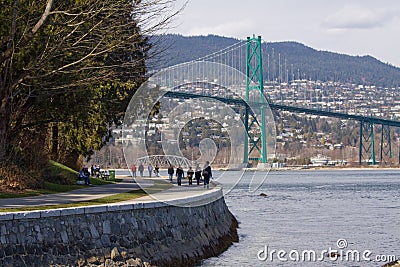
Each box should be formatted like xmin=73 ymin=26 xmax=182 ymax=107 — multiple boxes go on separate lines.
xmin=382 ymin=260 xmax=400 ymax=267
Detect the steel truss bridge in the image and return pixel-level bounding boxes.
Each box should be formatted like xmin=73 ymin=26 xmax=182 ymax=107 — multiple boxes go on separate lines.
xmin=135 ymin=155 xmax=192 ymax=169
xmin=154 ymin=35 xmax=399 ymax=166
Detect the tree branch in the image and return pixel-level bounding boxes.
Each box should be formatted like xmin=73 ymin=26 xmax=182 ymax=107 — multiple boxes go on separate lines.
xmin=32 ymin=0 xmax=54 ymax=35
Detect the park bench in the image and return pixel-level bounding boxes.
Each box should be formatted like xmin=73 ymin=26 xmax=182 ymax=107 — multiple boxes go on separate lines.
xmin=99 ymin=170 xmax=111 ymax=180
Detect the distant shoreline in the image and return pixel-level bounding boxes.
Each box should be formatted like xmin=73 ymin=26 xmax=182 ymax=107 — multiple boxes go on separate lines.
xmin=215 ymin=166 xmax=400 ymax=172
xmin=287 ymin=166 xmax=399 ymax=171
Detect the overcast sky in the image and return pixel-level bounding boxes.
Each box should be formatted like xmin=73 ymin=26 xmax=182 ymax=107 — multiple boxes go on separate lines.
xmin=168 ymin=0 xmax=400 ymax=67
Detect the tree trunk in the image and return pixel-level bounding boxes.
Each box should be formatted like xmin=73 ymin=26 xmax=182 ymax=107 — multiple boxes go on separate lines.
xmin=0 ymin=102 xmax=11 ymax=165
xmin=51 ymin=123 xmax=59 ymax=157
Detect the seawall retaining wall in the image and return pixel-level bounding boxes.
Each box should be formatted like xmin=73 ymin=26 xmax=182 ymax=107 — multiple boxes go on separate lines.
xmin=0 ymin=186 xmax=238 ymax=266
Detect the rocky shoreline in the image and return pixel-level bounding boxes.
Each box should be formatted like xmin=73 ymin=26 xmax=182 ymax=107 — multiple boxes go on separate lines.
xmin=76 ymin=210 xmax=238 ymax=267
xmin=383 ymin=260 xmax=400 ymax=267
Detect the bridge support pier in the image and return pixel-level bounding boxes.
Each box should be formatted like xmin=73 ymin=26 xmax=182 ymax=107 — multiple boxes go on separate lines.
xmin=380 ymin=124 xmax=392 ymax=165
xmin=244 ymin=35 xmax=268 ymax=165
xmin=359 ymin=121 xmax=375 ymax=165
xmin=243 ymin=107 xmax=249 ymax=165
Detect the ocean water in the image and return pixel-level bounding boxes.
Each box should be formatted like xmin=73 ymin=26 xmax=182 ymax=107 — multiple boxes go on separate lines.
xmin=200 ymin=170 xmax=400 ymax=267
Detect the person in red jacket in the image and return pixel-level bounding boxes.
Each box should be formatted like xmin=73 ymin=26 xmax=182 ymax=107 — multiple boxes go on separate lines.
xmin=131 ymin=164 xmax=137 ymax=177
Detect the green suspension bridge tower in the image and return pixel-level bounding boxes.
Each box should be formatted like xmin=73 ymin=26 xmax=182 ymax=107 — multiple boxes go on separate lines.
xmin=244 ymin=35 xmax=268 ymax=166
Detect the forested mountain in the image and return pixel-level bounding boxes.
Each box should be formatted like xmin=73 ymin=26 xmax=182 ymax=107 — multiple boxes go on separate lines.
xmin=152 ymin=34 xmax=400 ymax=88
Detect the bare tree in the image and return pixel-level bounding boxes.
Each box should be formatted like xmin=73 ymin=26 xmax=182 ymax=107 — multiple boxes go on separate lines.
xmin=0 ymin=0 xmax=182 ymax=185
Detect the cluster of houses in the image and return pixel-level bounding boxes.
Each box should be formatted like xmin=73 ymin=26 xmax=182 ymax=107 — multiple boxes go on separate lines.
xmin=111 ymin=79 xmax=399 ymax=168
xmin=266 ymin=79 xmax=400 ymax=119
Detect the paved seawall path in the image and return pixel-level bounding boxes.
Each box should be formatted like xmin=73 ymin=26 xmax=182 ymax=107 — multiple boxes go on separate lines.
xmin=0 ymin=176 xmax=213 ymax=208
xmin=0 ymin=176 xmax=238 ymax=267
xmin=0 ymin=178 xmax=148 ymax=208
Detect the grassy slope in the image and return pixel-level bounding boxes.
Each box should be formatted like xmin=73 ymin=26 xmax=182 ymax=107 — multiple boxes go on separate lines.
xmin=0 ymin=161 xmax=116 ymax=198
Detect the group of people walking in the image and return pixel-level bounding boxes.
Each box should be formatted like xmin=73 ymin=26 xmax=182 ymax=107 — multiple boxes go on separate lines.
xmin=131 ymin=163 xmax=160 ymax=178
xmin=132 ymin=161 xmax=213 ymax=189
xmin=169 ymin=161 xmax=212 ymax=188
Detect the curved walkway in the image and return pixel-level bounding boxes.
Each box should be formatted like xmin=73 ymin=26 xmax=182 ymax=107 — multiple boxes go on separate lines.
xmin=0 ymin=177 xmax=217 ymax=209
xmin=0 ymin=178 xmax=151 ymax=208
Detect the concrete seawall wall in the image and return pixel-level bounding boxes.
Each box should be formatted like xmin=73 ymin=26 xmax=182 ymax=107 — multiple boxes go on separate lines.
xmin=0 ymin=187 xmax=238 ymax=267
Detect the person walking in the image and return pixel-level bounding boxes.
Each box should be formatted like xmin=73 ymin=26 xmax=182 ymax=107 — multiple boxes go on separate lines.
xmin=204 ymin=161 xmax=212 ymax=179
xmin=148 ymin=164 xmax=153 ymax=177
xmin=154 ymin=165 xmax=160 ymax=177
xmin=131 ymin=164 xmax=137 ymax=177
xmin=195 ymin=164 xmax=202 ymax=185
xmin=203 ymin=161 xmax=212 ymax=189
xmin=176 ymin=166 xmax=184 ymax=186
xmin=167 ymin=164 xmax=174 ymax=182
xmin=138 ymin=163 xmax=144 ymax=177
xmin=187 ymin=167 xmax=194 ymax=185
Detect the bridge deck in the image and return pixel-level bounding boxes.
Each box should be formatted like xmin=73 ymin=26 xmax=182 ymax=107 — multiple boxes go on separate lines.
xmin=164 ymin=91 xmax=400 ymax=127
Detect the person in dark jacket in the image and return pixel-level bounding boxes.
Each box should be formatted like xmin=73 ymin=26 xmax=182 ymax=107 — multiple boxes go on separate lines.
xmin=194 ymin=164 xmax=202 ymax=185
xmin=138 ymin=163 xmax=144 ymax=177
xmin=176 ymin=166 xmax=184 ymax=186
xmin=203 ymin=161 xmax=212 ymax=189
xmin=167 ymin=165 xmax=174 ymax=182
xmin=187 ymin=167 xmax=194 ymax=185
